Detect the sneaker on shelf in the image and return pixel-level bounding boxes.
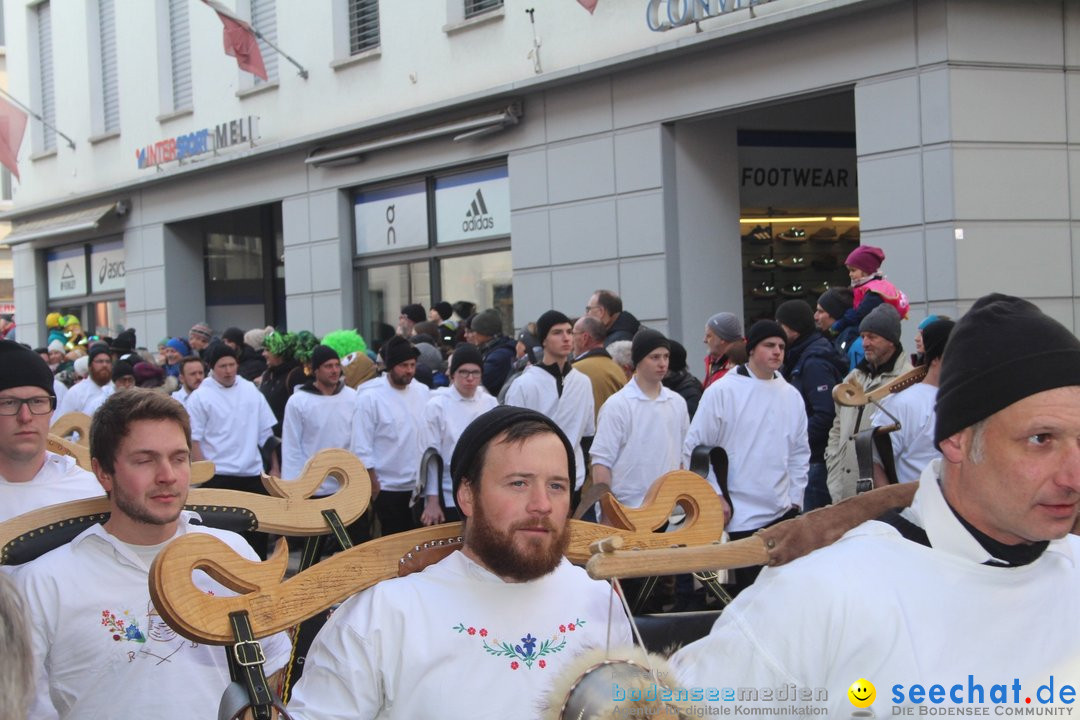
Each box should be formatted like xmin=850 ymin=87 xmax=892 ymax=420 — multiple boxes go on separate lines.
xmin=810 ymin=281 xmax=833 ymax=294
xmin=751 ymin=283 xmax=778 ymax=299
xmin=742 ymin=224 xmax=773 ymax=244
xmin=778 ymin=227 xmax=807 ymax=243
xmin=777 ymin=256 xmax=806 ymax=270
xmin=810 ymin=226 xmax=838 ymax=242
xmin=840 ymin=225 xmax=860 ymax=242
xmin=749 ymin=255 xmax=777 ymax=270
xmin=780 ymin=284 xmax=807 ymax=298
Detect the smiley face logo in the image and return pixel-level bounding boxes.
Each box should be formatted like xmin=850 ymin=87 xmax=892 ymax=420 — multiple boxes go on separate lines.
xmin=848 ymin=678 xmax=876 ymax=708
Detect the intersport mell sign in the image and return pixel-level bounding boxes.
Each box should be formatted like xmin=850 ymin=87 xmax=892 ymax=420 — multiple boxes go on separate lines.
xmin=646 ymin=0 xmax=775 ymax=31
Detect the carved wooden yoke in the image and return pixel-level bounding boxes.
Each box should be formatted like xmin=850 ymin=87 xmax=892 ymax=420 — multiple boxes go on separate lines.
xmin=48 ymin=411 xmax=216 ymax=486
xmin=149 ymin=470 xmax=729 ymax=645
xmin=0 ymin=449 xmax=369 ymax=566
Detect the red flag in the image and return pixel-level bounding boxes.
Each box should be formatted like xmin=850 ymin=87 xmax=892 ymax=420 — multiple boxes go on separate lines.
xmin=203 ymin=0 xmax=268 ymax=80
xmin=0 ymin=97 xmax=28 ymax=180
xmin=578 ymin=0 xmax=598 ymax=13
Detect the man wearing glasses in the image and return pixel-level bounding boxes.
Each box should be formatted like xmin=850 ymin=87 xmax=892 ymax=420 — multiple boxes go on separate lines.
xmin=0 ymin=340 xmax=102 ymax=522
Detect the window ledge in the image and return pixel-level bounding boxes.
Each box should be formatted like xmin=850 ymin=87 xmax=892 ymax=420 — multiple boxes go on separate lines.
xmin=157 ymin=107 xmax=193 ymax=124
xmin=330 ymin=47 xmax=381 ymax=71
xmin=89 ymin=131 xmax=120 ymax=146
xmin=30 ymin=149 xmax=57 ymax=162
xmin=443 ymin=8 xmax=504 ymax=35
xmin=237 ymin=81 xmax=279 ymax=99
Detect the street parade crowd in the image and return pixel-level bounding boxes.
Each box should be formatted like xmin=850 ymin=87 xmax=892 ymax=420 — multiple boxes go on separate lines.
xmin=2 ymin=243 xmax=1080 ymax=719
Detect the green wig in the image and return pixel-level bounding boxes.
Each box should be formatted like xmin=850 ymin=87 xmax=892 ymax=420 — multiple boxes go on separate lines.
xmin=319 ymin=329 xmax=368 ymax=358
xmin=263 ymin=330 xmax=297 ymax=361
xmin=293 ymin=331 xmax=320 ymax=364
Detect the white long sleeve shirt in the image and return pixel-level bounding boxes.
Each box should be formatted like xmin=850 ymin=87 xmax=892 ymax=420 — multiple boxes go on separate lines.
xmin=590 ymin=377 xmax=690 ymax=508
xmin=288 ymin=551 xmax=632 ymax=720
xmin=350 ymin=376 xmax=429 ymax=493
xmin=0 ymin=451 xmax=103 ymax=523
xmin=422 ymin=386 xmax=498 ymax=507
xmin=281 ymin=382 xmax=357 ymax=493
xmin=504 ymin=364 xmax=595 ymax=489
xmin=672 ymin=461 xmax=1080 ymax=717
xmin=14 ymin=513 xmax=291 ymax=720
xmin=53 ymin=378 xmax=113 ymax=423
xmin=871 ymin=382 xmax=940 ymax=484
xmin=682 ymin=366 xmax=809 ymax=532
xmin=186 ymin=375 xmax=276 ymax=476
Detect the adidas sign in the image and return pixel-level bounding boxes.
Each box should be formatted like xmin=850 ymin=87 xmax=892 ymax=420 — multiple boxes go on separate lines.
xmin=463 ymin=188 xmax=496 ymax=232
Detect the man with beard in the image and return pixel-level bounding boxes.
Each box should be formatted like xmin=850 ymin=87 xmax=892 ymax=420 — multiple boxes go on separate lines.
xmin=54 ymin=343 xmax=115 ymax=421
xmin=351 ymin=335 xmax=430 ymax=536
xmin=825 ymin=303 xmax=913 ymax=501
xmin=171 ymin=356 xmax=205 ymax=405
xmin=0 ymin=340 xmax=102 ymax=522
xmin=683 ymin=320 xmax=809 ymax=595
xmin=13 ymin=389 xmax=290 ymax=720
xmin=289 ymin=406 xmax=632 ymax=719
xmin=282 ymin=345 xmax=356 ymax=487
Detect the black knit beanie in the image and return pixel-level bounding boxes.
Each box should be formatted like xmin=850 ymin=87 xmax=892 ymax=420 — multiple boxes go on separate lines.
xmin=207 ymin=342 xmax=238 ymax=370
xmin=111 ymin=360 xmax=135 ymax=381
xmin=382 ymin=335 xmax=420 ymax=370
xmin=631 ymin=328 xmax=669 ymax=366
xmin=450 ymin=343 xmax=483 ymax=375
xmin=746 ymin=320 xmax=786 ymax=352
xmin=934 ymin=294 xmax=1080 ymax=446
xmin=400 ymin=304 xmax=426 ymax=325
xmin=536 ymin=310 xmax=572 ymax=345
xmin=450 ymin=406 xmax=575 ymax=504
xmin=667 ymin=340 xmax=688 ymax=373
xmin=921 ymin=319 xmax=955 ymax=365
xmin=0 ymin=340 xmax=56 ymax=398
xmin=817 ymin=287 xmax=854 ymax=320
xmin=311 ymin=344 xmax=340 ymax=370
xmin=775 ymin=300 xmax=815 ymax=339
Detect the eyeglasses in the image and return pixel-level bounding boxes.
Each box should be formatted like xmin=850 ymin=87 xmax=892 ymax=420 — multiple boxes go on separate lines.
xmin=585 ymin=305 xmax=601 ymax=313
xmin=0 ymin=396 xmax=56 ymax=416
xmin=455 ymin=370 xmax=482 ymax=379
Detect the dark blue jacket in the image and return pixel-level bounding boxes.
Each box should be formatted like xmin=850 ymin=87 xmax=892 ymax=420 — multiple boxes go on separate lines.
xmin=781 ymin=331 xmax=848 ymax=462
xmin=480 ymin=335 xmax=517 ymax=396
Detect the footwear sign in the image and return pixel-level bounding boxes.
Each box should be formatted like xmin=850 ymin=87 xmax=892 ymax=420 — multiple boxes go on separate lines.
xmin=435 ymin=166 xmax=509 ymax=244
xmin=46 ymin=246 xmax=87 ymax=299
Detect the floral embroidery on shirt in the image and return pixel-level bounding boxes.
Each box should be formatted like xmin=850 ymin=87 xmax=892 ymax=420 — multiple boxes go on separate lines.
xmin=453 ymin=619 xmax=586 ymax=669
xmin=101 ymin=609 xmax=146 ymax=643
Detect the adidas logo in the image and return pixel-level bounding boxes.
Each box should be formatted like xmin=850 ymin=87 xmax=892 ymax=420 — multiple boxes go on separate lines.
xmin=462 ymin=188 xmax=495 ymax=232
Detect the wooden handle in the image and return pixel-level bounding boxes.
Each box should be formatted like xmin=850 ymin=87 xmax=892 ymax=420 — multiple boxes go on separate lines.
xmin=149 ymin=471 xmax=729 ymax=644
xmin=50 ymin=412 xmax=93 ymax=445
xmin=586 ymin=537 xmax=769 ymax=580
xmin=833 ymin=365 xmax=927 ymax=407
xmin=47 ymin=432 xmax=216 ymax=485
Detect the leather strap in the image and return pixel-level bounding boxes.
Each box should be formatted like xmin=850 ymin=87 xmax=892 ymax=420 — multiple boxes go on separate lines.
xmin=854 ymin=428 xmax=876 ymax=494
xmin=226 ymin=611 xmax=275 ymax=720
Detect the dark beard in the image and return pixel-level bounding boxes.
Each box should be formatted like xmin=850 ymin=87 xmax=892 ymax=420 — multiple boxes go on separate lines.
xmin=465 ymin=500 xmax=569 ymax=582
xmin=113 ymin=485 xmax=184 ymax=527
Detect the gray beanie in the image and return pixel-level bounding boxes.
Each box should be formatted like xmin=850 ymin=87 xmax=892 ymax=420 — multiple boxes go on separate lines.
xmin=859 ymin=304 xmax=901 ymax=345
xmin=471 ymin=309 xmax=503 ymax=338
xmin=707 ymin=312 xmax=742 ymax=342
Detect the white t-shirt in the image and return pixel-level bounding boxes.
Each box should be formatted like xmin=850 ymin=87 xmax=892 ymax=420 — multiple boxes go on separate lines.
xmin=504 ymin=364 xmax=595 ymax=489
xmin=0 ymin=451 xmax=103 ymax=523
xmin=682 ymin=367 xmax=809 ymax=532
xmin=350 ymin=376 xmax=430 ymax=493
xmin=871 ymin=382 xmax=940 ymax=483
xmin=14 ymin=514 xmax=291 ymax=720
xmin=423 ymin=386 xmax=498 ymax=507
xmin=53 ymin=378 xmax=68 ymax=409
xmin=672 ymin=461 xmax=1080 ymax=716
xmin=590 ymin=377 xmax=689 ymax=508
xmin=187 ymin=374 xmax=276 ymax=476
xmin=171 ymin=387 xmax=191 ymax=405
xmin=281 ymin=383 xmax=357 ymax=493
xmin=53 ymin=379 xmax=113 ymax=423
xmin=288 ymin=551 xmax=632 ymax=720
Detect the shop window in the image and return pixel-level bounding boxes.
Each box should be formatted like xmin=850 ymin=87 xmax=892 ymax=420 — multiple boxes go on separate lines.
xmin=205 ymin=233 xmax=265 ymax=305
xmin=737 ymin=130 xmax=858 ymax=327
xmin=353 ymin=164 xmax=511 ymax=352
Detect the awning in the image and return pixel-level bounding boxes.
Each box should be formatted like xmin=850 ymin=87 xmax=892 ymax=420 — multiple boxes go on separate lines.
xmin=3 ymin=202 xmax=122 ymax=245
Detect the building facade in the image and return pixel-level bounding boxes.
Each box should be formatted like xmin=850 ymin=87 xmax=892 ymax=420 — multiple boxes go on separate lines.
xmin=4 ymin=0 xmax=1078 ymax=358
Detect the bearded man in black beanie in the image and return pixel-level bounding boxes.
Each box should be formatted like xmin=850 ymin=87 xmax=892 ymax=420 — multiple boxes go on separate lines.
xmin=0 ymin=340 xmax=102 ymax=521
xmin=673 ymin=293 xmax=1080 ymax=716
xmin=289 ymin=406 xmax=632 ymax=718
xmin=505 ymin=310 xmax=595 ymax=505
